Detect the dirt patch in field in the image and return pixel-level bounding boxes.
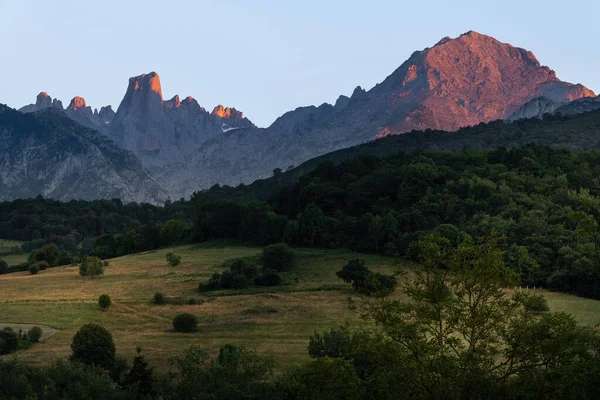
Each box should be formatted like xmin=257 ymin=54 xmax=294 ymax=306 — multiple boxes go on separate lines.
xmin=0 ymin=323 xmax=57 ymax=341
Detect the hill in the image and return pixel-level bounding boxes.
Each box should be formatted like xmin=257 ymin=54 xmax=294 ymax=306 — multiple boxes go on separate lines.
xmin=0 ymin=105 xmax=168 ymax=203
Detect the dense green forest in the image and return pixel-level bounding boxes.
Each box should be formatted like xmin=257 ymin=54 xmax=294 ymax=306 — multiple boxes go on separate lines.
xmin=6 ymin=143 xmax=600 ymax=299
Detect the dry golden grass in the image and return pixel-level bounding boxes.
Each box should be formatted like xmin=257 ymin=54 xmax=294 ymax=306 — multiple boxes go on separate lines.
xmin=0 ymin=244 xmax=400 ymax=370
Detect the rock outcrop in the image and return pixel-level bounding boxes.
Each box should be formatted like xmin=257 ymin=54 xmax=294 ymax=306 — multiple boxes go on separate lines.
xmin=0 ymin=104 xmax=167 ymax=203
xmin=19 ymin=93 xmax=114 ymax=129
xmin=105 ymin=72 xmax=254 ymax=167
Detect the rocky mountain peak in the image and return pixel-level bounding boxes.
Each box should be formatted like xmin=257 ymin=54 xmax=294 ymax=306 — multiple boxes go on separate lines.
xmin=129 ymin=71 xmax=163 ymax=100
xmin=68 ymin=96 xmax=87 ymax=111
xmin=371 ymin=31 xmax=595 ymax=135
xmin=164 ymin=95 xmax=181 ymax=110
xmin=211 ymin=105 xmax=244 ymax=119
xmin=20 ymin=92 xmax=63 ymax=113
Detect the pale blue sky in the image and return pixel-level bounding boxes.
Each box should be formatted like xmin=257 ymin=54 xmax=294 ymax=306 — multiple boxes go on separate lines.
xmin=1 ymin=0 xmax=598 ymax=127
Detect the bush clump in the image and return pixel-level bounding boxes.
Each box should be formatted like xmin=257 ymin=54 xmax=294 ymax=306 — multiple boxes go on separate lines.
xmin=254 ymin=268 xmax=282 ymax=286
xmin=336 ymin=259 xmax=397 ymax=296
xmin=98 ymin=294 xmax=112 ymax=310
xmin=173 ymin=313 xmax=198 ymax=333
xmin=198 ymin=257 xmax=283 ymax=291
xmin=36 ymin=261 xmax=49 ymax=271
xmin=70 ymin=324 xmax=116 ymax=369
xmin=79 ymin=256 xmax=104 ymax=278
xmin=166 ymin=252 xmax=181 ymax=267
xmin=262 ymin=243 xmax=296 ymax=272
xmin=103 ymin=260 xmax=110 ymax=267
xmin=516 ymin=292 xmax=550 ymax=313
xmin=0 ymin=327 xmax=20 ymax=354
xmin=29 ymin=264 xmax=40 ymax=275
xmin=0 ymin=259 xmax=8 ymax=274
xmin=27 ymin=326 xmax=43 ymax=343
xmin=153 ymin=292 xmax=166 ymax=305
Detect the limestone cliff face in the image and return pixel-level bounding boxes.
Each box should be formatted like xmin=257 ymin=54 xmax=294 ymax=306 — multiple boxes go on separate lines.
xmin=105 ymin=72 xmax=254 ymax=167
xmin=0 ymin=105 xmax=167 ymax=203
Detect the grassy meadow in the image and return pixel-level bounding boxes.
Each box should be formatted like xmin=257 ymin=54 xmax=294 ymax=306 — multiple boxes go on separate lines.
xmin=1 ymin=242 xmax=600 ymax=372
xmin=0 ymin=238 xmax=28 ymax=266
xmin=0 ymin=243 xmax=401 ymax=370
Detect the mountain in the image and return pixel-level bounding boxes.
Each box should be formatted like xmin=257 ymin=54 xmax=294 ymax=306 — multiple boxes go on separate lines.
xmin=16 ymin=31 xmax=595 ymax=199
xmin=0 ymin=104 xmax=168 ymax=203
xmin=19 ymin=92 xmax=115 ymax=129
xmin=206 ymin=108 xmax=600 ymax=202
xmin=105 ymin=72 xmax=255 ymax=167
xmin=162 ymin=31 xmax=594 ymax=197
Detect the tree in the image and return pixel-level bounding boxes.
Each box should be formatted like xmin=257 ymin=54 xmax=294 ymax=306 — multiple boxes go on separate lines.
xmin=308 ymin=327 xmax=353 ymax=359
xmin=0 ymin=259 xmax=8 ymax=274
xmin=297 ymin=203 xmax=326 ymax=246
xmin=123 ymin=346 xmax=155 ymax=399
xmin=27 ymin=326 xmax=43 ymax=342
xmin=368 ymin=215 xmax=384 ymax=252
xmin=70 ymin=324 xmax=116 ymax=370
xmin=166 ymin=252 xmax=181 ymax=267
xmin=262 ymin=243 xmax=296 ymax=272
xmin=28 ymin=264 xmax=39 ymax=275
xmin=79 ymin=256 xmax=104 ymax=278
xmin=34 ymin=243 xmax=60 ymax=267
xmin=98 ymin=294 xmax=112 ymax=310
xmin=283 ymin=357 xmax=365 ymax=400
xmin=352 ymin=235 xmax=600 ymax=397
xmin=153 ymin=292 xmax=166 ymax=305
xmin=173 ymin=313 xmax=198 ymax=333
xmin=0 ymin=328 xmax=19 ymax=354
xmin=336 ymin=258 xmax=396 ymax=296
xmin=168 ymin=344 xmax=274 ymax=400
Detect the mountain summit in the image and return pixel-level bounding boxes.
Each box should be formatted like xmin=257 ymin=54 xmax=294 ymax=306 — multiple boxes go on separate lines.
xmin=371 ymin=30 xmax=594 ymax=136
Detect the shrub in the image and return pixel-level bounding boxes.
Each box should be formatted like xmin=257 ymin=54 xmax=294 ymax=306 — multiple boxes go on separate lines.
xmin=359 ymin=272 xmax=397 ymax=296
xmin=56 ymin=251 xmax=73 ymax=266
xmin=153 ymin=292 xmax=166 ymax=305
xmin=336 ymin=259 xmax=369 ymax=284
xmin=187 ymin=298 xmax=196 ymax=305
xmin=230 ymin=259 xmax=257 ymax=278
xmin=199 ymin=273 xmax=222 ymax=292
xmin=173 ymin=313 xmax=198 ymax=333
xmin=79 ymin=256 xmax=104 ymax=278
xmin=516 ymin=292 xmax=550 ymax=313
xmin=0 ymin=327 xmax=20 ymax=354
xmin=308 ymin=328 xmax=354 ymax=359
xmin=36 ymin=261 xmax=49 ymax=271
xmin=262 ymin=243 xmax=296 ymax=272
xmin=0 ymin=259 xmax=8 ymax=274
xmin=336 ymin=259 xmax=396 ymax=296
xmin=35 ymin=243 xmax=60 ymax=267
xmin=29 ymin=264 xmax=40 ymax=275
xmin=103 ymin=260 xmax=110 ymax=267
xmin=166 ymin=252 xmax=181 ymax=267
xmin=254 ymin=268 xmax=282 ymax=286
xmin=98 ymin=294 xmax=112 ymax=310
xmin=70 ymin=324 xmax=116 ymax=370
xmin=27 ymin=326 xmax=43 ymax=343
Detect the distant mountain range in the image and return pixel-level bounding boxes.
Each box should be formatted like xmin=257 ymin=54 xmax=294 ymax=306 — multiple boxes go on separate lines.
xmin=7 ymin=31 xmax=600 ymax=202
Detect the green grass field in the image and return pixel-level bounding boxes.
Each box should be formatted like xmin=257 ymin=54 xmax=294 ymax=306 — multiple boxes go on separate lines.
xmin=0 ymin=238 xmax=28 ymax=266
xmin=0 ymin=243 xmax=402 ymax=370
xmin=1 ymin=242 xmax=599 ymax=372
